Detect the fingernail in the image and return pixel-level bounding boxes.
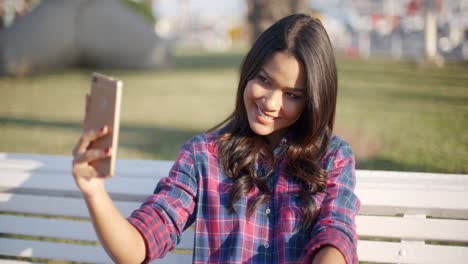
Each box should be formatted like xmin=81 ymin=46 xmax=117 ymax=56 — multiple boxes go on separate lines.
xmin=105 ymin=147 xmax=112 ymax=155
xmin=100 ymin=126 xmax=106 ymax=133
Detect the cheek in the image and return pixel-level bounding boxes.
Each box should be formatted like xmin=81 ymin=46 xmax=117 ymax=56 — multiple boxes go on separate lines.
xmin=284 ymin=102 xmax=306 ymax=121
xmin=243 ymin=81 xmax=258 ymax=104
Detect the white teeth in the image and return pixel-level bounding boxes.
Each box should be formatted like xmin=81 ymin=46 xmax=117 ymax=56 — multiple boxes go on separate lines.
xmin=257 ymin=107 xmax=273 ymax=120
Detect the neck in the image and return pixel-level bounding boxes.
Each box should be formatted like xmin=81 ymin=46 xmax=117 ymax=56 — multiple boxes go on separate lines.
xmin=266 ymin=129 xmax=286 ymax=149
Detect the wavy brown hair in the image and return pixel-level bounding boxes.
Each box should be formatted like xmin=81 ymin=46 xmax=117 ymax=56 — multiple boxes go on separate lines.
xmin=215 ymin=14 xmax=337 ymax=229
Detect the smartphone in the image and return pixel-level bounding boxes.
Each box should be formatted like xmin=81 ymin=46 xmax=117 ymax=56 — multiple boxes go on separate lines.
xmin=84 ymin=72 xmax=123 ymax=177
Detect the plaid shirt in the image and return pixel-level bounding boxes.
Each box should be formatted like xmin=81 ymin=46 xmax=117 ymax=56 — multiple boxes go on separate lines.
xmin=128 ymin=130 xmax=360 ymax=264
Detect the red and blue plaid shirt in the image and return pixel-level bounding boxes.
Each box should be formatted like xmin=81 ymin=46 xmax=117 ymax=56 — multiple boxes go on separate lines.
xmin=128 ymin=130 xmax=360 ymax=263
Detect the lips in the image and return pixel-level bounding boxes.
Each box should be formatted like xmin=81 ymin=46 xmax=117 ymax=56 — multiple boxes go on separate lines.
xmin=255 ymin=105 xmax=277 ymax=124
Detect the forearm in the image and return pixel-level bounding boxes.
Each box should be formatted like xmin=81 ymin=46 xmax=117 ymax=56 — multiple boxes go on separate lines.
xmin=312 ymin=246 xmax=345 ymax=264
xmin=85 ymin=188 xmax=146 ymax=263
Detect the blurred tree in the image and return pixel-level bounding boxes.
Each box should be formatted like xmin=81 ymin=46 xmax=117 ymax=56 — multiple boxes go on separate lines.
xmin=246 ymin=0 xmax=309 ymax=42
xmin=120 ymin=0 xmax=156 ymax=24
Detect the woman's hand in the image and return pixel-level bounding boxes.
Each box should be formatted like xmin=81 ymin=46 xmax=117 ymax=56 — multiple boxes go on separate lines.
xmin=72 ymin=93 xmax=112 ymax=198
xmin=72 ymin=125 xmax=111 ymax=198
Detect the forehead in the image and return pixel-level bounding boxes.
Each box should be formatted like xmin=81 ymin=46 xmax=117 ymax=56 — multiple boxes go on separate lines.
xmin=262 ymin=51 xmax=306 ymax=89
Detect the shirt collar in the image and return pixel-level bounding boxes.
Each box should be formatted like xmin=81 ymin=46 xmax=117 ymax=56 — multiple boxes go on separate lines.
xmin=273 ymin=136 xmax=288 ymax=157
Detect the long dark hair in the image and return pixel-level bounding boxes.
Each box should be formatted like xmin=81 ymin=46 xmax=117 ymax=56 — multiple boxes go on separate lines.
xmin=216 ymin=14 xmax=337 ymax=229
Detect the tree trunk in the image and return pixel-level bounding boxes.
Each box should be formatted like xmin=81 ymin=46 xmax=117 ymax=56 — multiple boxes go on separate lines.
xmin=246 ymin=0 xmax=308 ymax=42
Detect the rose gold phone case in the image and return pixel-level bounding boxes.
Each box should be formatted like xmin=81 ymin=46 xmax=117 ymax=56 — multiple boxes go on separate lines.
xmin=84 ymin=72 xmax=122 ymax=177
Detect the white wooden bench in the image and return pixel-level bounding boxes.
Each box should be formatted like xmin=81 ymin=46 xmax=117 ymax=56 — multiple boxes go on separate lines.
xmin=0 ymin=152 xmax=467 ymax=263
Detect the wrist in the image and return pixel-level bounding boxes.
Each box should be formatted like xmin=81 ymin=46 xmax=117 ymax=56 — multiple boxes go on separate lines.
xmin=82 ymin=184 xmax=108 ymax=203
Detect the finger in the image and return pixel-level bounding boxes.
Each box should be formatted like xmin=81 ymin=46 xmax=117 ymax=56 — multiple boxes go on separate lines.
xmin=75 ymin=126 xmax=111 ymax=154
xmin=74 ymin=148 xmax=111 ymax=164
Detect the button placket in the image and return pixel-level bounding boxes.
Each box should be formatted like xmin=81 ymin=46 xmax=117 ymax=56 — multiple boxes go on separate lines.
xmin=262 ymin=203 xmax=273 ymax=253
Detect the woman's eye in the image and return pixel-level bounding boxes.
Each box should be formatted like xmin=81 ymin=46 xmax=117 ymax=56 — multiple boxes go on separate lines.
xmin=257 ymin=75 xmax=270 ymax=86
xmin=286 ymin=92 xmax=302 ymax=100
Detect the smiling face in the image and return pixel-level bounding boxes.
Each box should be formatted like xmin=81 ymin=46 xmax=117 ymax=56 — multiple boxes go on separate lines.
xmin=243 ymin=51 xmax=307 ymax=146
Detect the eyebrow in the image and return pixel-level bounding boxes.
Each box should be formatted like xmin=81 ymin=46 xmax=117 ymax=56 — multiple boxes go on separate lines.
xmin=259 ymin=68 xmax=305 ymax=92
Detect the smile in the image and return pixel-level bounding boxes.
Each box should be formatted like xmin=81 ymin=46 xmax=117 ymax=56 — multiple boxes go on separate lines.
xmin=256 ymin=106 xmax=276 ymax=122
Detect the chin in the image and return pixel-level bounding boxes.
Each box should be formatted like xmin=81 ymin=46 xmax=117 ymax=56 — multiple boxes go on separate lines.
xmin=249 ymin=123 xmax=272 ymax=136
xmin=250 ymin=127 xmax=272 ymax=136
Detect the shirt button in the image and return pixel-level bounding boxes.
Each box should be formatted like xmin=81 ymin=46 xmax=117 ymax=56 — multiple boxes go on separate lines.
xmin=265 ymin=208 xmax=271 ymax=215
xmin=264 ymin=242 xmax=269 ymax=248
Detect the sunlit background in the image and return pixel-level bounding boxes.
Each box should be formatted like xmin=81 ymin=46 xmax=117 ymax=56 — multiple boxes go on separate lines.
xmin=0 ymin=0 xmax=467 ymax=173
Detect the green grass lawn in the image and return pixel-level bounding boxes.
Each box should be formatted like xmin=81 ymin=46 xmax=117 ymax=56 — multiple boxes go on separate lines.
xmin=0 ymin=50 xmax=467 ymax=174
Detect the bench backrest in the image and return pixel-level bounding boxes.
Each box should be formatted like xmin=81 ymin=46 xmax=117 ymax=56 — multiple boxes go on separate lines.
xmin=1 ymin=153 xmax=467 ymax=263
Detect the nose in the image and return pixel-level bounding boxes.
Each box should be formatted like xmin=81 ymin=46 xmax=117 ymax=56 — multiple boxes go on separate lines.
xmin=263 ymin=90 xmax=282 ymax=112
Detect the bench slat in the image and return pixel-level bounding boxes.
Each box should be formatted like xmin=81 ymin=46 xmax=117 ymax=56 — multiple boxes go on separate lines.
xmin=0 ymin=214 xmax=96 ymax=242
xmin=0 ymin=238 xmax=192 ymax=263
xmin=0 ymin=193 xmax=139 ymax=218
xmin=2 ymin=171 xmax=468 ymax=218
xmin=0 ymin=153 xmax=173 ymax=178
xmin=358 ymin=240 xmax=468 ymax=264
xmin=0 ymin=214 xmax=194 ymax=250
xmin=357 ymin=215 xmax=468 ymax=242
xmin=0 ymin=170 xmax=159 ymax=200
xmin=358 ymin=170 xmax=468 ymax=191
xmin=357 ymin=188 xmax=468 ymax=219
xmin=0 ymin=237 xmax=111 ymax=263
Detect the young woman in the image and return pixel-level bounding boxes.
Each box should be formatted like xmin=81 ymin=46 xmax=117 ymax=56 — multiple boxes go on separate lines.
xmin=72 ymin=14 xmax=360 ymax=264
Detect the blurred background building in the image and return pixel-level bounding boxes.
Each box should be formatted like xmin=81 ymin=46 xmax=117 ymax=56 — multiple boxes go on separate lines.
xmin=1 ymin=0 xmax=467 ymax=75
xmin=152 ymin=0 xmax=468 ymax=61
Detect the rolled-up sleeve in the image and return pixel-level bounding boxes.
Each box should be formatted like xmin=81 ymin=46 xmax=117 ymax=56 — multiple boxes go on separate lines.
xmin=303 ymin=141 xmax=360 ymax=264
xmin=127 ymin=140 xmax=198 ymax=262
